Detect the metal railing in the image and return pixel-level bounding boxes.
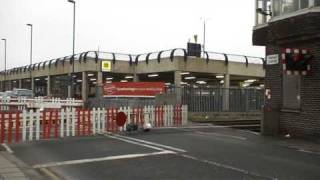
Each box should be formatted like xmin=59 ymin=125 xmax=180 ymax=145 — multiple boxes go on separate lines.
xmin=0 ymin=49 xmax=265 ymax=76
xmin=171 ymin=87 xmax=264 ymax=112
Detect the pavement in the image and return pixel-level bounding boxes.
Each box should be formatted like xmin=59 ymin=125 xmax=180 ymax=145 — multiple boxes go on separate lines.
xmin=1 ymin=125 xmax=320 ymax=180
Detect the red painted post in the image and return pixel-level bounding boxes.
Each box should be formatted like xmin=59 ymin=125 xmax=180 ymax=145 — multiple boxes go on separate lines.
xmin=48 ymin=111 xmax=52 ymax=139
xmin=0 ymin=112 xmax=5 ymax=143
xmin=54 ymin=111 xmax=59 ymax=138
xmin=77 ymin=109 xmax=81 ymax=136
xmin=112 ymin=108 xmax=115 ymax=132
xmin=106 ymin=108 xmax=110 ymax=132
xmin=160 ymin=106 xmax=164 ymax=127
xmin=15 ymin=112 xmax=20 ymax=142
xmin=8 ymin=113 xmax=13 ymax=143
xmin=82 ymin=110 xmax=86 ymax=135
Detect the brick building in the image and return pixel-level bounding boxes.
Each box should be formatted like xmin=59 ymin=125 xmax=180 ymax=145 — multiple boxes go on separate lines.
xmin=253 ymin=0 xmax=320 ymax=137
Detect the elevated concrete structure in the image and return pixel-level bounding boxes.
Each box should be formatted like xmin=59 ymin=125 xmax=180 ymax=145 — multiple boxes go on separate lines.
xmin=0 ymin=49 xmax=265 ymax=106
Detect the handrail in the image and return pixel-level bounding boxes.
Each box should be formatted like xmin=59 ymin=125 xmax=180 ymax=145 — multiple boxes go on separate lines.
xmin=0 ymin=49 xmax=265 ymax=74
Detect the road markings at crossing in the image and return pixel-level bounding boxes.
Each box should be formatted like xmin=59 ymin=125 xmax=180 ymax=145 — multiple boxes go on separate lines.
xmin=194 ymin=131 xmax=247 ymax=141
xmin=33 ymin=150 xmax=175 ymax=169
xmin=2 ymin=143 xmax=14 ymax=154
xmin=179 ymin=154 xmax=277 ymax=180
xmin=105 ymin=134 xmax=166 ymax=151
xmin=113 ymin=134 xmax=187 ymax=153
xmin=39 ymin=168 xmax=61 ymax=180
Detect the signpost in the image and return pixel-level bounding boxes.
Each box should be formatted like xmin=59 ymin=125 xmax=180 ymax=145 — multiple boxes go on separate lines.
xmin=266 ymin=54 xmax=279 ymax=65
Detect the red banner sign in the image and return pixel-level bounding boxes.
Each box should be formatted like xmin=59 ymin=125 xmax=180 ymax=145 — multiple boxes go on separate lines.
xmin=103 ymin=82 xmax=166 ymax=97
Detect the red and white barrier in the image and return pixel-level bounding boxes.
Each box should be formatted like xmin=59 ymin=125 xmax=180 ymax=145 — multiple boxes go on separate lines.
xmin=0 ymin=104 xmax=188 ymax=144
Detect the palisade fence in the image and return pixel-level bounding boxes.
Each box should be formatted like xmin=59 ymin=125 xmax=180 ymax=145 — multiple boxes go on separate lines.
xmin=168 ymin=87 xmax=264 ymax=112
xmin=0 ymin=105 xmax=187 ymax=144
xmin=90 ymin=87 xmax=265 ymax=112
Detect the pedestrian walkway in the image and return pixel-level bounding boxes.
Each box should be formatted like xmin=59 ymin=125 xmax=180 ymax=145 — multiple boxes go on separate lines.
xmin=0 ymin=150 xmax=29 ymax=180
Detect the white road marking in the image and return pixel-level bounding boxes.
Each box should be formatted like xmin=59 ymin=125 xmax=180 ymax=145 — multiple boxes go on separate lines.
xmin=194 ymin=131 xmax=247 ymax=141
xmin=179 ymin=154 xmax=277 ymax=180
xmin=298 ymin=149 xmax=320 ymax=156
xmin=39 ymin=168 xmax=61 ymax=180
xmin=33 ymin=150 xmax=175 ymax=169
xmin=2 ymin=143 xmax=14 ymax=154
xmin=114 ymin=134 xmax=187 ymax=153
xmin=105 ymin=134 xmax=166 ymax=151
xmin=239 ymin=129 xmax=260 ymax=136
xmin=153 ymin=125 xmax=228 ymax=129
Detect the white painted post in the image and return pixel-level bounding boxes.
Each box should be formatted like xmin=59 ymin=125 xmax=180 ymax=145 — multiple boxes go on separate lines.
xmin=35 ymin=110 xmax=40 ymax=140
xmin=127 ymin=107 xmax=131 ymax=124
xmin=97 ymin=108 xmax=101 ymax=133
xmin=22 ymin=110 xmax=27 ymax=141
xmin=101 ymin=108 xmax=106 ymax=133
xmin=29 ymin=110 xmax=34 ymax=141
xmin=182 ymin=105 xmax=188 ymax=125
xmin=92 ymin=108 xmax=96 ymax=134
xmin=60 ymin=109 xmax=65 ymax=138
xmin=150 ymin=106 xmax=155 ymax=126
xmin=71 ymin=108 xmax=76 ymax=136
xmin=168 ymin=105 xmax=172 ymax=126
xmin=66 ymin=108 xmax=70 ymax=137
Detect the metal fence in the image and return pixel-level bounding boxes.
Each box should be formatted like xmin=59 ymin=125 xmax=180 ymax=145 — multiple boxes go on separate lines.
xmin=87 ymin=87 xmax=264 ymax=112
xmin=87 ymin=97 xmax=155 ymax=109
xmin=172 ymin=87 xmax=264 ymax=112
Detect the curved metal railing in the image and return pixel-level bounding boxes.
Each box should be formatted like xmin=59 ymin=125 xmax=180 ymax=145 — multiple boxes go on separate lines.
xmin=1 ymin=49 xmax=265 ymax=75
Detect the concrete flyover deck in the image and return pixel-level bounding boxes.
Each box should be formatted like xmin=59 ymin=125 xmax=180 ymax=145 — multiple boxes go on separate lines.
xmin=0 ymin=49 xmax=265 ymax=100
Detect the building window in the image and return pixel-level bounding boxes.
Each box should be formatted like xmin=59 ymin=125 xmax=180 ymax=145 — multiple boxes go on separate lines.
xmin=272 ymin=0 xmax=316 ymax=17
xmin=283 ymin=75 xmax=301 ymax=110
xmin=300 ymin=0 xmax=309 ymax=9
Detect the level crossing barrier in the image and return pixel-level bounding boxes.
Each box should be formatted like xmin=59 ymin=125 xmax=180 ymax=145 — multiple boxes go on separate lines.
xmin=0 ymin=104 xmax=187 ymax=144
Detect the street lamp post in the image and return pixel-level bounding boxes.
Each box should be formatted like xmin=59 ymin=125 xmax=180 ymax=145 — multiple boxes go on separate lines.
xmin=68 ymin=0 xmax=76 ymax=98
xmin=1 ymin=38 xmax=7 ymax=91
xmin=26 ymin=24 xmax=34 ymax=96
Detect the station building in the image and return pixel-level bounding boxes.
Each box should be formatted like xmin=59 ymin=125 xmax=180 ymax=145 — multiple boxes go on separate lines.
xmin=253 ymin=0 xmax=320 ymax=137
xmin=0 ymin=48 xmax=265 ymax=111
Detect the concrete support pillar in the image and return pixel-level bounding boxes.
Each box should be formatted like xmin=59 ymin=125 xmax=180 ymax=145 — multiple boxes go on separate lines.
xmin=67 ymin=73 xmax=72 ymax=98
xmin=133 ymin=74 xmax=140 ymax=82
xmin=174 ymin=71 xmax=182 ymax=104
xmin=223 ymin=74 xmax=230 ymax=111
xmin=0 ymin=81 xmax=3 ymax=91
xmin=47 ymin=76 xmax=51 ymax=97
xmin=8 ymin=81 xmax=12 ymax=91
xmin=31 ymin=78 xmax=35 ymax=97
xmin=96 ymin=71 xmax=103 ymax=98
xmin=18 ymin=80 xmax=22 ymax=89
xmin=82 ymin=72 xmax=88 ymax=102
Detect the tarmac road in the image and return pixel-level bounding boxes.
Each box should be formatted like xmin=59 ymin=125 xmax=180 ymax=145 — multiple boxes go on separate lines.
xmin=6 ymin=126 xmax=320 ymax=180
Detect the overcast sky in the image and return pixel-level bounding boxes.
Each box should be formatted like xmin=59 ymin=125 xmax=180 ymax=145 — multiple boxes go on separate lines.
xmin=0 ymin=0 xmax=265 ymax=69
